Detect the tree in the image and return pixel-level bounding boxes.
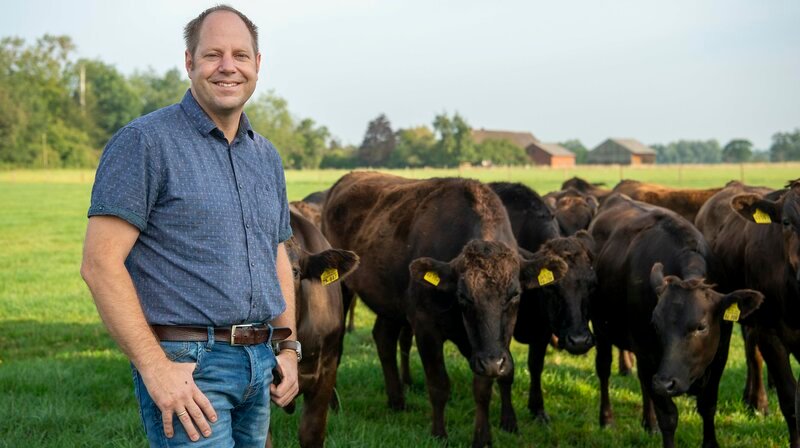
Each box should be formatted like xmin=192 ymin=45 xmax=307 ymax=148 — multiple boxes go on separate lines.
xmin=129 ymin=67 xmax=189 ymax=115
xmin=770 ymin=129 xmax=800 ymax=162
xmin=652 ymin=140 xmax=721 ymax=164
xmin=358 ymin=114 xmax=395 ymax=167
xmin=431 ymin=112 xmax=475 ymax=167
xmin=293 ymin=118 xmax=329 ymax=169
xmin=388 ymin=126 xmax=436 ymax=168
xmin=722 ymin=139 xmax=753 ymax=163
xmin=560 ymin=140 xmax=588 ymax=164
xmin=76 ymin=59 xmax=141 ymax=146
xmin=474 ymin=139 xmax=528 ymax=165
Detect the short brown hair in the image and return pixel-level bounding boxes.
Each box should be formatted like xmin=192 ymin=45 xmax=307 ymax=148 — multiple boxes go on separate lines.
xmin=184 ymin=5 xmax=259 ymax=58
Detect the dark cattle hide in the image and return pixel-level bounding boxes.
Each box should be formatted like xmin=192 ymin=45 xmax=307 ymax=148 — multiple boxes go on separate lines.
xmin=490 ymin=182 xmax=597 ymax=422
xmin=321 ymin=172 xmax=568 ymax=448
xmin=276 ymin=209 xmax=359 ymax=448
xmin=561 ymin=176 xmax=612 ymax=204
xmin=591 ymin=196 xmax=762 ymax=448
xmin=612 ymin=179 xmax=723 ymax=223
xmin=290 ymin=200 xmax=323 ymax=228
xmin=695 ymin=179 xmax=800 ymax=447
xmin=543 ymin=187 xmax=600 ymax=236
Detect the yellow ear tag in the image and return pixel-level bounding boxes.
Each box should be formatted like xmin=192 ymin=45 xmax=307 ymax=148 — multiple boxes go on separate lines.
xmin=321 ymin=268 xmax=339 ymax=285
xmin=752 ymin=208 xmax=772 ymax=224
xmin=723 ymin=302 xmax=741 ymax=322
xmin=424 ymin=271 xmax=440 ymax=286
xmin=538 ymin=268 xmax=555 ymax=286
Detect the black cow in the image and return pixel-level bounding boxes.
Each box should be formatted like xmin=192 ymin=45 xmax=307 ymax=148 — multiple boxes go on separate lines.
xmin=591 ymin=195 xmax=763 ymax=448
xmin=543 ymin=187 xmax=600 ymax=236
xmin=695 ymin=180 xmax=800 ymax=447
xmin=490 ymin=182 xmax=597 ymax=421
xmin=322 ymin=172 xmax=568 ymax=447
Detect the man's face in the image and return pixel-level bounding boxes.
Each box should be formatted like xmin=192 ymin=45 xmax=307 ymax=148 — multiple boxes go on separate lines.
xmin=185 ymin=11 xmax=260 ymax=123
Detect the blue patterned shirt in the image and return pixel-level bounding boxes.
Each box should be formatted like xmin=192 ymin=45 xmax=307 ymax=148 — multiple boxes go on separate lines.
xmin=88 ymin=90 xmax=292 ymax=326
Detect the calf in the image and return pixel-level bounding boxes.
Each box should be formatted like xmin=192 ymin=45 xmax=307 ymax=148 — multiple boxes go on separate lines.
xmin=591 ymin=197 xmax=762 ymax=448
xmin=490 ymin=182 xmax=597 ymax=421
xmin=695 ymin=180 xmax=800 ymax=447
xmin=322 ymin=172 xmax=567 ymax=447
xmin=277 ymin=208 xmax=359 ymax=448
xmin=543 ymin=187 xmax=599 ymax=236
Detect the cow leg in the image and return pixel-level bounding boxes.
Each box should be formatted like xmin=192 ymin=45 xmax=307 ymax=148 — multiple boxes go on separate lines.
xmin=399 ymin=323 xmax=413 ymax=387
xmin=346 ymin=296 xmax=357 ymax=333
xmin=651 ymin=393 xmax=678 ymax=448
xmin=696 ymin=384 xmax=721 ymax=448
xmin=596 ymin=336 xmax=614 ymax=427
xmin=527 ymin=332 xmax=551 ymax=423
xmin=757 ymin=332 xmax=800 ymax=447
xmin=472 ymin=375 xmax=494 ymax=448
xmin=298 ymin=368 xmax=336 ymax=448
xmin=618 ymin=349 xmax=634 ymax=376
xmin=635 ymin=363 xmax=658 ymax=433
xmin=415 ymin=331 xmax=451 ymax=440
xmin=497 ymin=369 xmax=518 ymax=433
xmin=742 ymin=325 xmax=769 ymax=414
xmin=372 ymin=315 xmax=405 ymax=410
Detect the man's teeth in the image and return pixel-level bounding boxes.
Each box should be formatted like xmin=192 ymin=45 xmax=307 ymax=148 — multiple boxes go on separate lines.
xmin=216 ymin=82 xmax=238 ymax=87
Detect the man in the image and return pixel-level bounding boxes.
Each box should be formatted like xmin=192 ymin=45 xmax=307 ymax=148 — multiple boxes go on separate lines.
xmin=80 ymin=5 xmax=299 ymax=447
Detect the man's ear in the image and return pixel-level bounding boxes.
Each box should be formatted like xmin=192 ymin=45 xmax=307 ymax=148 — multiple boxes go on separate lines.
xmin=185 ymin=50 xmax=193 ymax=75
xmin=718 ymin=289 xmax=764 ymax=320
xmin=519 ymin=252 xmax=568 ymax=290
xmin=301 ymin=249 xmax=360 ymax=284
xmin=409 ymin=257 xmax=457 ymax=293
xmin=255 ymin=52 xmax=262 ymax=74
xmin=730 ymin=194 xmax=781 ymax=225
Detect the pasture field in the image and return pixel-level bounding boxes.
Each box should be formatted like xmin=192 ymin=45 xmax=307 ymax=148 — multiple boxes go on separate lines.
xmin=1 ymin=164 xmax=799 ymax=447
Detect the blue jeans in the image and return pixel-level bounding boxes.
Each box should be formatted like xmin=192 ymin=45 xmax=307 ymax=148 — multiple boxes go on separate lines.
xmin=131 ymin=329 xmax=277 ymax=448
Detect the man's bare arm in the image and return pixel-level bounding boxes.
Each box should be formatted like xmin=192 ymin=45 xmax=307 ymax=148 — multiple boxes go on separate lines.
xmin=81 ymin=216 xmax=216 ymax=440
xmin=269 ymin=242 xmax=299 ymax=406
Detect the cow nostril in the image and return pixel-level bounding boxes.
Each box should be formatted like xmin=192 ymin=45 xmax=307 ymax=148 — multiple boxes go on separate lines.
xmin=666 ymin=379 xmax=676 ymax=393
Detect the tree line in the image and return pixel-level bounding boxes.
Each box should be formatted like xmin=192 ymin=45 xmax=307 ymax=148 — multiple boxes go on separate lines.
xmin=1 ymin=35 xmax=798 ymax=169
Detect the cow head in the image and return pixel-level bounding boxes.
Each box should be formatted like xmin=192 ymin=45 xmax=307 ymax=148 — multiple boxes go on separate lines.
xmin=539 ymin=231 xmax=597 ymax=354
xmin=409 ymin=240 xmax=568 ymax=378
xmin=649 ymin=263 xmax=763 ymax=397
xmin=731 ymin=180 xmax=800 ymax=283
xmin=285 ymin=238 xmax=360 ymax=293
xmin=547 ymin=190 xmax=599 ymax=236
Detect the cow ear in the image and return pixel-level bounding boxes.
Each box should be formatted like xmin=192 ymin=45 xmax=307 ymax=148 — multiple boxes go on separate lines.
xmin=731 ymin=194 xmax=781 ymax=225
xmin=301 ymin=249 xmax=360 ymax=284
xmin=650 ymin=263 xmax=666 ymax=296
xmin=718 ymin=289 xmax=764 ymax=321
xmin=409 ymin=257 xmax=457 ymax=292
xmin=544 ymin=195 xmax=557 ymax=211
xmin=574 ymin=230 xmax=595 ymax=257
xmin=586 ymin=195 xmax=600 ymax=215
xmin=519 ymin=253 xmax=568 ymax=290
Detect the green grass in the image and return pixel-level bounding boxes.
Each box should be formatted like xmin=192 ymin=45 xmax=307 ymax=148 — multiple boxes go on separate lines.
xmin=1 ymin=165 xmax=798 ymax=447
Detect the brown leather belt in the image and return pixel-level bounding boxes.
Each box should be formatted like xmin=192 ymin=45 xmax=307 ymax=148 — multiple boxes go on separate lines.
xmin=152 ymin=324 xmax=291 ymax=346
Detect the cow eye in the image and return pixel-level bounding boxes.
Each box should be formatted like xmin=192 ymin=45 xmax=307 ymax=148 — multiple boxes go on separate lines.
xmin=783 ymin=217 xmax=791 ymax=227
xmin=292 ymin=267 xmax=300 ymax=279
xmin=696 ymin=324 xmax=708 ymax=334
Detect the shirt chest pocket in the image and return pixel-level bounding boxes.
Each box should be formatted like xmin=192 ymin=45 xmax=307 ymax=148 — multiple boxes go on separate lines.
xmin=252 ymin=183 xmax=280 ymax=238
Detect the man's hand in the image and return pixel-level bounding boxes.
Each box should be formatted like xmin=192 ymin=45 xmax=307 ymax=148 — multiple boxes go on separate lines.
xmin=270 ymin=350 xmax=299 ymax=407
xmin=139 ymin=359 xmax=218 ymax=440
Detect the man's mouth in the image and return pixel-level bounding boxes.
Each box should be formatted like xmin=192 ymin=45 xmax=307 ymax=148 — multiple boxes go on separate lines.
xmin=215 ymin=82 xmax=240 ymax=87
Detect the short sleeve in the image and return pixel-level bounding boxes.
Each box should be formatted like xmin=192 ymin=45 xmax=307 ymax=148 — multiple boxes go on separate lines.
xmin=273 ymin=152 xmax=293 ymax=243
xmin=88 ymin=126 xmax=161 ymax=231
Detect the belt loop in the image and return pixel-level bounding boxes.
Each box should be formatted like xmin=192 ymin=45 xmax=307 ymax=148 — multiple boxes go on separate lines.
xmin=205 ymin=326 xmax=215 ymax=351
xmin=267 ymin=324 xmax=274 ymax=346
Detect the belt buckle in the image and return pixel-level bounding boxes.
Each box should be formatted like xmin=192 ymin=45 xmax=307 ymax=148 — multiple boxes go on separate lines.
xmin=230 ymin=323 xmax=254 ymax=346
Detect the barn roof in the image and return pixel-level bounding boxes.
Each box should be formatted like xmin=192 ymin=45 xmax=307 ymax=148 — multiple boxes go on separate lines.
xmin=608 ymin=138 xmax=656 ymax=155
xmin=530 ymin=142 xmax=575 ymax=157
xmin=472 ymin=129 xmax=540 ymax=149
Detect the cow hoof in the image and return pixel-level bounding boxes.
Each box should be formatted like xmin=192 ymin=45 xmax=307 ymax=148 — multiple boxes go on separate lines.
xmin=533 ymin=411 xmax=551 ymax=425
xmin=641 ymin=419 xmax=659 ymax=434
xmin=500 ymin=416 xmax=518 ymax=433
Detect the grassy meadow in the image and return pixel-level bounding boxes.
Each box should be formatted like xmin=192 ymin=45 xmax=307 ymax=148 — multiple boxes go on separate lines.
xmin=1 ymin=164 xmax=799 ymax=447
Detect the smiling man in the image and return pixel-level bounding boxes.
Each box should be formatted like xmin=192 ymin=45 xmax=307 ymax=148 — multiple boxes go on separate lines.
xmin=81 ymin=5 xmax=299 ymax=447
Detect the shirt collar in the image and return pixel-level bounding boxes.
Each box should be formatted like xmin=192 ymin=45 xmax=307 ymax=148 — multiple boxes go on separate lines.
xmin=180 ymin=89 xmax=255 ymax=141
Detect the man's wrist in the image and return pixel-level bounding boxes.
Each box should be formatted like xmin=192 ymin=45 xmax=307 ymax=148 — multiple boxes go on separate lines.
xmin=274 ymin=340 xmax=302 ymax=362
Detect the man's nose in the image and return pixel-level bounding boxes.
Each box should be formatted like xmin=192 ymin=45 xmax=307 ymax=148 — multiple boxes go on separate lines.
xmin=218 ymin=53 xmax=236 ymax=72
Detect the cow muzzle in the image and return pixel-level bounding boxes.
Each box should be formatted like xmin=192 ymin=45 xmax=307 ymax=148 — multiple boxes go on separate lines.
xmin=652 ymin=374 xmax=687 ymax=397
xmin=471 ymin=352 xmax=512 ymax=378
xmin=562 ymin=331 xmax=595 ymax=355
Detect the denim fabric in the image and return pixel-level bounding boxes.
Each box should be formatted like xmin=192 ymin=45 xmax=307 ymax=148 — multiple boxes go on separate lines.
xmin=88 ymin=90 xmax=292 ymax=326
xmin=132 ymin=334 xmax=277 ymax=448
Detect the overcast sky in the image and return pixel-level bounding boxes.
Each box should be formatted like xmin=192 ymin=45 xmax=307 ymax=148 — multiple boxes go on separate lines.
xmin=3 ymin=0 xmax=799 ymax=149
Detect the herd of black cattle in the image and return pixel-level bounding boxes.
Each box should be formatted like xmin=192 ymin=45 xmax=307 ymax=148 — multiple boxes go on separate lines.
xmin=279 ymin=172 xmax=800 ymax=448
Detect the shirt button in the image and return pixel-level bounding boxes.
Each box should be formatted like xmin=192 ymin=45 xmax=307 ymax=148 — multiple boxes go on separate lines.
xmin=250 ymin=262 xmax=255 ymax=267
xmin=238 ymin=183 xmax=243 ymax=189
xmin=245 ymin=223 xmax=250 ymax=229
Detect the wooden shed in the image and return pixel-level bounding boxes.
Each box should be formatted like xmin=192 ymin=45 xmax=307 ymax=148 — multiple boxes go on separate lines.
xmin=527 ymin=142 xmax=575 ymax=167
xmin=587 ymin=138 xmax=656 ymax=165
xmin=471 ymin=129 xmax=575 ymax=166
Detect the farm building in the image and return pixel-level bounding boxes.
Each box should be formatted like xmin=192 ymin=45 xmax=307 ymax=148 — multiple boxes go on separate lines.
xmin=471 ymin=129 xmax=575 ymax=167
xmin=587 ymin=138 xmax=656 ymax=165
